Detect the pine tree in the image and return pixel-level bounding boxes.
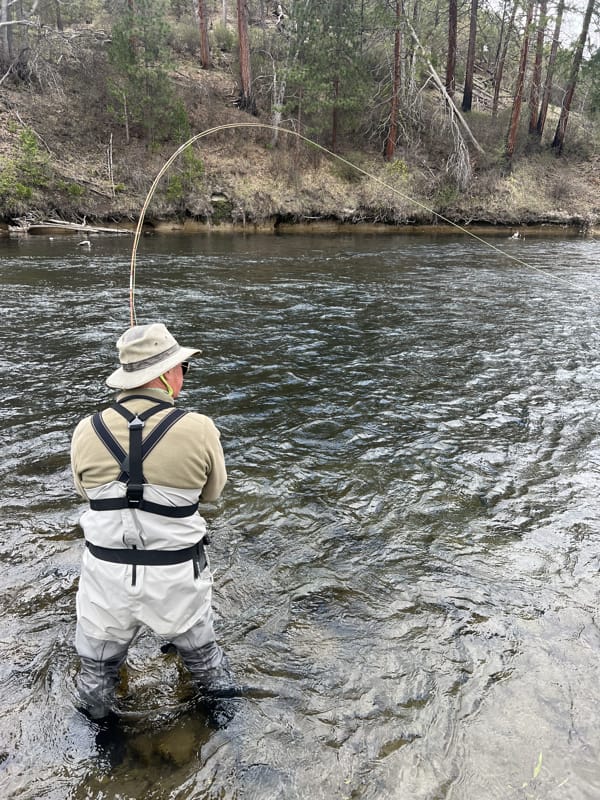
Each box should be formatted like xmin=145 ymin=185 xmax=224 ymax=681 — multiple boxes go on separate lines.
xmin=108 ymin=0 xmax=189 ymax=143
xmin=289 ymin=0 xmax=371 ymax=150
xmin=198 ymin=0 xmax=211 ymax=69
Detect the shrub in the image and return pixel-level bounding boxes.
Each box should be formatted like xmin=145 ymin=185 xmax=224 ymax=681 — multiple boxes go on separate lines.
xmin=211 ymin=23 xmax=235 ymax=53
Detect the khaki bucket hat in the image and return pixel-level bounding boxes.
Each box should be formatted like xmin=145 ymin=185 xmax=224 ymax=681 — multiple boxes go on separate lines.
xmin=106 ymin=323 xmax=201 ymax=389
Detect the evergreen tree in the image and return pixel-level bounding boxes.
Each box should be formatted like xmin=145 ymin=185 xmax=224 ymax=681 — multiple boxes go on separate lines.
xmin=446 ymin=0 xmax=458 ymax=98
xmin=108 ymin=0 xmax=189 ymax=143
xmin=492 ymin=0 xmax=519 ymax=118
xmin=289 ymin=0 xmax=372 ymax=150
xmin=582 ymin=47 xmax=600 ymax=118
xmin=528 ymin=0 xmax=547 ymax=136
xmin=198 ymin=0 xmax=211 ymax=68
xmin=384 ymin=0 xmax=402 ymax=160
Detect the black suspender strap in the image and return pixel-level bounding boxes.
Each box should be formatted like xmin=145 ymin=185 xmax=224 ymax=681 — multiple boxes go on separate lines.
xmin=125 ymin=412 xmax=144 ymax=508
xmin=91 ymin=413 xmax=128 ymax=481
xmin=91 ymin=405 xmax=187 ymax=482
xmin=88 ymin=398 xmax=199 ymax=518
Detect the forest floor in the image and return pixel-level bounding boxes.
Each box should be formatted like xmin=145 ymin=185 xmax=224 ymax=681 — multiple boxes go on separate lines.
xmin=1 ymin=34 xmax=599 ymax=236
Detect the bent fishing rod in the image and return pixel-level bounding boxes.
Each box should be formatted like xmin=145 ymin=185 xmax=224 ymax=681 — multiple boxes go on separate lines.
xmin=129 ymin=121 xmax=585 ymax=326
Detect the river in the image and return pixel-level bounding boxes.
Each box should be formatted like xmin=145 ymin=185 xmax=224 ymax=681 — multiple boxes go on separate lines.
xmin=1 ymin=230 xmax=600 ymax=799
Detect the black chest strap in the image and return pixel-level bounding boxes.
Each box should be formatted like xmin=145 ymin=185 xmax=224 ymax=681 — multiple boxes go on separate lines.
xmin=89 ymin=398 xmax=199 ymax=518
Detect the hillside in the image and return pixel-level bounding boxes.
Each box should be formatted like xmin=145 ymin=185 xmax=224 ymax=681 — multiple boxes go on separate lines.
xmin=1 ymin=27 xmax=599 ymax=236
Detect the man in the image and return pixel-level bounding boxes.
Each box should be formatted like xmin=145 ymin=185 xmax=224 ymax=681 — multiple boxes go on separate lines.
xmin=71 ymin=322 xmax=232 ymax=719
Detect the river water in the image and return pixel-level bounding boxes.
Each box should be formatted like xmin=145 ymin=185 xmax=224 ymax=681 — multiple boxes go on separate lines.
xmin=1 ymin=230 xmax=600 ymax=799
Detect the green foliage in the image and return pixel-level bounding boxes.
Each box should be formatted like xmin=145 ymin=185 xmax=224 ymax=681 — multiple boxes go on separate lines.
xmin=166 ymin=148 xmax=205 ymax=204
xmin=283 ymin=0 xmax=373 ymax=145
xmin=38 ymin=0 xmax=103 ymax=27
xmin=210 ymin=198 xmax=234 ymax=224
xmin=329 ymin=151 xmax=369 ymax=183
xmin=168 ymin=0 xmax=189 ymax=21
xmin=0 ymin=126 xmax=50 ymax=210
xmin=168 ymin=21 xmax=201 ymax=56
xmin=330 ymin=160 xmax=363 ymax=183
xmin=107 ymin=0 xmax=190 ymax=143
xmin=433 ymin=182 xmax=461 ymax=210
xmin=0 ymin=168 xmax=33 ymax=206
xmin=57 ymin=181 xmax=86 ymax=198
xmin=17 ymin=127 xmax=50 ymax=187
xmin=385 ymin=159 xmax=410 ymax=181
xmin=211 ymin=23 xmax=235 ymax=53
xmin=18 ymin=128 xmax=42 ymax=173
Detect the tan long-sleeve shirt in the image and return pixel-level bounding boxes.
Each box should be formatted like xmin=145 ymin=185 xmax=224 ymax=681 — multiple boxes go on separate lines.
xmin=71 ymin=387 xmax=227 ymax=503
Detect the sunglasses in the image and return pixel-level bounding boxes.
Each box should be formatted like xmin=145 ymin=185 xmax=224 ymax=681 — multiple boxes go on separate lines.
xmin=181 ymin=361 xmax=190 ymax=376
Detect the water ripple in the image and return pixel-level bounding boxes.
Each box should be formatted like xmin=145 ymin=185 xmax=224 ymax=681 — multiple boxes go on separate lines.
xmin=2 ymin=233 xmax=600 ymax=798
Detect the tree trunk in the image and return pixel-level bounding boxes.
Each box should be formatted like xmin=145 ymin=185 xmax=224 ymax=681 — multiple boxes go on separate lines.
xmin=536 ymin=0 xmax=564 ymax=136
xmin=332 ymin=75 xmax=339 ymax=152
xmin=385 ymin=0 xmax=402 ymax=160
xmin=461 ymin=0 xmax=478 ymax=112
xmin=0 ymin=0 xmax=43 ymax=69
xmin=198 ymin=0 xmax=211 ymax=69
xmin=528 ymin=0 xmax=546 ymax=135
xmin=505 ymin=0 xmax=535 ymax=162
xmin=1 ymin=0 xmax=12 ymax=63
xmin=445 ymin=0 xmax=457 ymax=98
xmin=237 ymin=0 xmax=256 ymax=113
xmin=492 ymin=0 xmax=518 ymax=117
xmin=550 ymin=0 xmax=593 ymax=154
xmin=271 ymin=73 xmax=285 ymax=148
xmin=271 ymin=47 xmax=295 ymax=147
xmin=55 ymin=0 xmax=63 ymax=32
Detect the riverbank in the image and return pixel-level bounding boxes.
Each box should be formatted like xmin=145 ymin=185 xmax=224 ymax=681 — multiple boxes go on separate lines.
xmin=1 ymin=48 xmax=599 ymax=234
xmin=3 ymin=217 xmax=598 ymax=239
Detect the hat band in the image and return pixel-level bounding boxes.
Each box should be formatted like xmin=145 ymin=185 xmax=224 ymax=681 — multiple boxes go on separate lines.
xmin=121 ymin=343 xmax=180 ymax=372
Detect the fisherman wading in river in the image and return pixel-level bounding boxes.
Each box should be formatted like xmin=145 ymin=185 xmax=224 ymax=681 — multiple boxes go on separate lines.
xmin=71 ymin=323 xmax=234 ymax=719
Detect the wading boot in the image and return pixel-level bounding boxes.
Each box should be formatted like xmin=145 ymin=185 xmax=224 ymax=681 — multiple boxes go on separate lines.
xmin=76 ymin=655 xmax=125 ymax=721
xmin=177 ymin=642 xmax=242 ymax=697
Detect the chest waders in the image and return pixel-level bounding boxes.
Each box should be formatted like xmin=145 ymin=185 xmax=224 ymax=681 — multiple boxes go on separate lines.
xmin=87 ymin=395 xmax=206 ymax=584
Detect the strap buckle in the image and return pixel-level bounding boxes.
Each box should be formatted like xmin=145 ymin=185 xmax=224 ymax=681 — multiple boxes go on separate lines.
xmin=128 ymin=415 xmax=144 ymax=430
xmin=126 ymin=483 xmax=144 ymax=506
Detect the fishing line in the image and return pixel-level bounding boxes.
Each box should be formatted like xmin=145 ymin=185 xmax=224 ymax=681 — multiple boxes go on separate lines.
xmin=129 ymin=122 xmax=587 ymax=326
xmin=126 ymin=124 xmax=600 ymax=535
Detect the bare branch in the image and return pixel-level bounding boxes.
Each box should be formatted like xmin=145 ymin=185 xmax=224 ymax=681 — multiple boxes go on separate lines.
xmin=0 ymin=19 xmax=39 ymax=29
xmin=405 ymin=17 xmax=484 ymax=155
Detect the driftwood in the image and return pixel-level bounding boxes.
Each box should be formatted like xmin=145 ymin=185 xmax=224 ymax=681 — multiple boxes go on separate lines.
xmin=25 ymin=219 xmax=134 ymax=235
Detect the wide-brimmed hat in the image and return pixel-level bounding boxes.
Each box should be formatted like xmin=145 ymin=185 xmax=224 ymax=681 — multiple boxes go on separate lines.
xmin=106 ymin=323 xmax=201 ymax=389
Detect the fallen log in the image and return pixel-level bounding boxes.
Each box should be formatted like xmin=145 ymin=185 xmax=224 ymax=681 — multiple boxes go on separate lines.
xmin=26 ymin=219 xmax=134 ymax=235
